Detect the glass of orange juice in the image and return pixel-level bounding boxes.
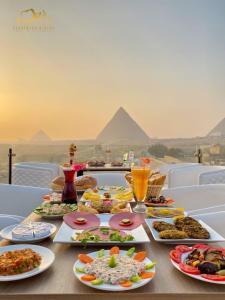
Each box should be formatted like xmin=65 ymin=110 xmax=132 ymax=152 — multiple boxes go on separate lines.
xmin=131 ymin=166 xmax=151 ymax=213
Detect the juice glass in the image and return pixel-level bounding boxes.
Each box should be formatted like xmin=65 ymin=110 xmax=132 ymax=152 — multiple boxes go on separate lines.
xmin=131 ymin=166 xmax=151 ymax=213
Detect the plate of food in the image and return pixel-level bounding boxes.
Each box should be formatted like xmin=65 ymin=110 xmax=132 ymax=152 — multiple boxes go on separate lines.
xmin=81 ymin=188 xmax=134 ymax=203
xmin=73 ymin=246 xmax=156 ymax=291
xmin=146 ymin=216 xmax=225 ymax=244
xmin=145 ymin=195 xmax=175 ymax=207
xmin=147 ymin=207 xmax=186 ymax=219
xmin=33 ymin=201 xmax=77 ymax=219
xmin=78 ymin=198 xmax=131 ymax=214
xmin=0 ymin=222 xmax=57 ymax=243
xmin=0 ymin=244 xmax=55 ymax=281
xmin=53 ymin=213 xmax=150 ymax=245
xmin=170 ymin=244 xmax=225 ymax=284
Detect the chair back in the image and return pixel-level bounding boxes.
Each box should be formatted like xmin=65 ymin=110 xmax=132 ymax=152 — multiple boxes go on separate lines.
xmin=0 ymin=183 xmax=51 ymax=216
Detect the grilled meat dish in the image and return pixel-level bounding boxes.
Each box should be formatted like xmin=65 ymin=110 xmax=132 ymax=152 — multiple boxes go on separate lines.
xmin=159 ymin=229 xmax=188 ymax=239
xmin=182 ymin=225 xmax=210 ymax=239
xmin=153 ymin=221 xmax=176 ymax=232
xmin=174 ymin=217 xmax=201 ymax=230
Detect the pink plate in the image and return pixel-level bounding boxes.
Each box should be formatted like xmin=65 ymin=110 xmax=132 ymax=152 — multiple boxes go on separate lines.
xmin=63 ymin=212 xmax=100 ymax=229
xmin=109 ymin=212 xmax=145 ymax=230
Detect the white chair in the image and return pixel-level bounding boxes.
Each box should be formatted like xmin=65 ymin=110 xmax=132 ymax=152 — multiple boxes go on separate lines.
xmin=191 ymin=211 xmax=225 ymax=239
xmin=0 ymin=183 xmax=51 ymax=217
xmin=0 ymin=214 xmax=24 ymax=230
xmin=168 ymin=165 xmax=225 ymax=188
xmin=82 ymin=173 xmax=128 ymax=187
xmin=159 ymin=163 xmax=199 ymax=176
xmin=163 ymin=184 xmax=225 ymax=211
xmin=12 ymin=162 xmax=61 ymax=188
xmin=199 ymin=169 xmax=225 ymax=185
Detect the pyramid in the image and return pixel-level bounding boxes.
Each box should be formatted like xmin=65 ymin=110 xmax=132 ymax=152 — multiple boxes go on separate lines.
xmin=30 ymin=130 xmax=52 ymax=144
xmin=96 ymin=107 xmax=150 ymax=144
xmin=208 ymin=118 xmax=225 ymax=137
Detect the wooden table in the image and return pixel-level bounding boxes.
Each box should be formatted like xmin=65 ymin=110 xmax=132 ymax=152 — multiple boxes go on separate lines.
xmin=1 ymin=200 xmax=225 ymax=300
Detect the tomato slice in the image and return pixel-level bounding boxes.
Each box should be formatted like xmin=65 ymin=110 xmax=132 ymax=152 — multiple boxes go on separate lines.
xmin=201 ymin=274 xmax=225 ymax=281
xmin=169 ymin=250 xmax=181 ymax=263
xmin=179 ymin=263 xmax=200 ymax=275
xmin=192 ymin=244 xmax=210 ymax=251
xmin=175 ymin=245 xmax=191 ymax=253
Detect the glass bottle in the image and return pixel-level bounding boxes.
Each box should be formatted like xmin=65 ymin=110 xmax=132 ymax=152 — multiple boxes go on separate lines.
xmin=61 ymin=168 xmax=77 ymax=204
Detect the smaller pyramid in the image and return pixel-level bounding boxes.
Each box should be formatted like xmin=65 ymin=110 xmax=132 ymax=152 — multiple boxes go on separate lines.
xmin=208 ymin=118 xmax=225 ymax=137
xmin=30 ymin=130 xmax=52 ymax=144
xmin=96 ymin=107 xmax=150 ymax=144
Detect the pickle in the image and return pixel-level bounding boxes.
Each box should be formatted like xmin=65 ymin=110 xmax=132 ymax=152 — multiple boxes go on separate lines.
xmin=98 ymin=249 xmax=105 ymax=258
xmin=145 ymin=262 xmax=156 ymax=270
xmin=91 ymin=278 xmax=104 ymax=285
xmin=75 ymin=267 xmax=86 ymax=273
xmin=108 ymin=255 xmax=117 ymax=268
xmin=126 ymin=247 xmax=135 ymax=257
xmin=131 ymin=275 xmax=141 ymax=282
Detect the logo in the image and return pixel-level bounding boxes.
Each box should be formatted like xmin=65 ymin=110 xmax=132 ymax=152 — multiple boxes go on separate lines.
xmin=13 ymin=8 xmax=54 ymax=31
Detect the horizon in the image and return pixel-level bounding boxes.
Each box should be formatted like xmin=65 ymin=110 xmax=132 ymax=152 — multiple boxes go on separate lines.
xmin=1 ymin=0 xmax=225 ymax=141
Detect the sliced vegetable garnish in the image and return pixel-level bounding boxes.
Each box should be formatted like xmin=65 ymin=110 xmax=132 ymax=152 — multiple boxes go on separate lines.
xmin=133 ymin=251 xmax=146 ymax=262
xmin=126 ymin=247 xmax=135 ymax=257
xmin=110 ymin=246 xmax=120 ymax=255
xmin=201 ymin=274 xmax=225 ymax=281
xmin=192 ymin=244 xmax=210 ymax=251
xmin=216 ymin=270 xmax=225 ymax=276
xmin=169 ymin=250 xmax=182 ymax=264
xmin=120 ymin=280 xmax=133 ymax=288
xmin=145 ymin=262 xmax=156 ymax=270
xmin=78 ymin=254 xmax=93 ymax=264
xmin=81 ymin=274 xmax=96 ymax=281
xmin=130 ymin=275 xmax=141 ymax=282
xmin=91 ymin=278 xmax=104 ymax=285
xmin=98 ymin=249 xmax=105 ymax=258
xmin=75 ymin=267 xmax=86 ymax=273
xmin=179 ymin=263 xmax=200 ymax=275
xmin=175 ymin=245 xmax=191 ymax=253
xmin=108 ymin=255 xmax=117 ymax=268
xmin=140 ymin=272 xmax=155 ymax=279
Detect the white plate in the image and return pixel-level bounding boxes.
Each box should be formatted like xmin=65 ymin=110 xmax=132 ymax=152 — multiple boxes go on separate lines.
xmin=53 ymin=214 xmax=150 ymax=245
xmin=145 ymin=218 xmax=225 ymax=244
xmin=147 ymin=208 xmax=187 ymax=219
xmin=81 ymin=201 xmax=132 ymax=213
xmin=80 ymin=187 xmax=134 ymax=203
xmin=0 ymin=244 xmax=55 ymax=281
xmin=73 ymin=249 xmax=155 ymax=291
xmin=0 ymin=223 xmax=57 ymax=243
xmin=171 ymin=251 xmax=225 ymax=284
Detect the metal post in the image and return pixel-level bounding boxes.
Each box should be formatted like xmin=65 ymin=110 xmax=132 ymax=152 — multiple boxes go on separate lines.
xmin=8 ymin=148 xmax=16 ymax=184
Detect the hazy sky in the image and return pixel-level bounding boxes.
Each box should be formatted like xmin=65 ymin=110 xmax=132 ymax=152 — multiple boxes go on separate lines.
xmin=1 ymin=0 xmax=225 ymax=141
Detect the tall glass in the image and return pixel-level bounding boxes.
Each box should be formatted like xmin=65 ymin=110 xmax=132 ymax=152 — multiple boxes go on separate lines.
xmin=61 ymin=168 xmax=77 ymax=204
xmin=131 ymin=166 xmax=151 ymax=213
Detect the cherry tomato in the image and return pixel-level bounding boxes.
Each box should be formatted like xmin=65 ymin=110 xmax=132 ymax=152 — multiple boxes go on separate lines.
xmin=201 ymin=274 xmax=225 ymax=281
xmin=169 ymin=250 xmax=181 ymax=264
xmin=179 ymin=263 xmax=200 ymax=275
xmin=175 ymin=245 xmax=191 ymax=253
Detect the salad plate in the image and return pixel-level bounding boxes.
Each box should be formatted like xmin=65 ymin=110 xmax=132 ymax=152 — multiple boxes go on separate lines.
xmin=33 ymin=202 xmax=77 ymax=219
xmin=53 ymin=214 xmax=150 ymax=245
xmin=170 ymin=244 xmax=225 ymax=284
xmin=73 ymin=247 xmax=156 ymax=291
xmin=0 ymin=244 xmax=55 ymax=281
xmin=146 ymin=217 xmax=225 ymax=244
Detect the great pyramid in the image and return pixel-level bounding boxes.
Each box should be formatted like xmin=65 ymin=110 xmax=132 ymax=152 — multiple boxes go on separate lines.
xmin=96 ymin=107 xmax=150 ymax=144
xmin=30 ymin=130 xmax=52 ymax=144
xmin=208 ymin=118 xmax=225 ymax=137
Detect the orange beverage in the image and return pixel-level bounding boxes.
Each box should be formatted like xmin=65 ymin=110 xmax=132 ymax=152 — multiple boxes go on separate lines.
xmin=131 ymin=167 xmax=151 ymax=202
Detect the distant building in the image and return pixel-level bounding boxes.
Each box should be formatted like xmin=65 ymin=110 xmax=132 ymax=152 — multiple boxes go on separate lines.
xmin=210 ymin=144 xmax=222 ymax=155
xmin=30 ymin=130 xmax=52 ymax=144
